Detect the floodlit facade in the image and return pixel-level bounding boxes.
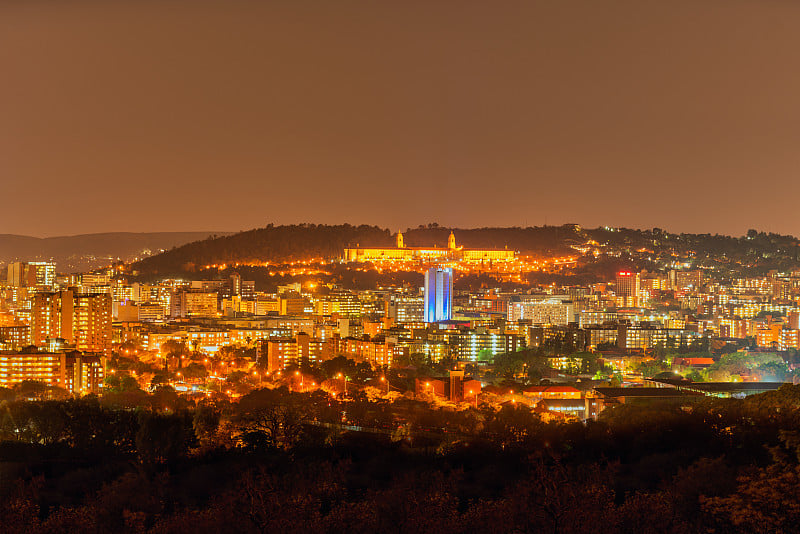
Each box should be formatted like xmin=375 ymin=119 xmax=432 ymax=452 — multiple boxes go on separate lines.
xmin=344 ymin=231 xmax=516 ymax=263
xmin=424 ymin=267 xmax=453 ymax=323
xmin=508 ymin=298 xmax=575 ymax=325
xmin=0 ymin=351 xmax=105 ymax=394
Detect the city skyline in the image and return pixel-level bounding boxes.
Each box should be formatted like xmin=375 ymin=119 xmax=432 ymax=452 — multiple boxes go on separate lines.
xmin=5 ymin=2 xmax=800 ymax=530
xmin=4 ymin=0 xmax=800 ymax=236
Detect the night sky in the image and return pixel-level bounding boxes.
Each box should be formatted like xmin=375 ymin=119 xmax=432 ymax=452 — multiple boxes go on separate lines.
xmin=3 ymin=0 xmax=800 ymax=237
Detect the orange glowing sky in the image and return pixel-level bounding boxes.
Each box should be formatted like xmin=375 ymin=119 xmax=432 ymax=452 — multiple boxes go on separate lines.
xmin=2 ymin=0 xmax=800 ymax=237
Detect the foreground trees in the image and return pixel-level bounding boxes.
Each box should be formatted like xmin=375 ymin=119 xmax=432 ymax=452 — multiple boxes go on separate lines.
xmin=2 ymin=385 xmax=800 ymax=533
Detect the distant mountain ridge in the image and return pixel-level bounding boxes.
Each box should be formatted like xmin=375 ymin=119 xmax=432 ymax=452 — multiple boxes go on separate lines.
xmin=0 ymin=231 xmax=233 ymax=272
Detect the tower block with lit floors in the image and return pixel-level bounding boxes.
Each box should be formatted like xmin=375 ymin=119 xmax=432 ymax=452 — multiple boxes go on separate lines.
xmin=424 ymin=267 xmax=453 ymax=323
xmin=31 ymin=291 xmax=112 ymax=353
xmin=616 ymin=271 xmax=641 ymax=307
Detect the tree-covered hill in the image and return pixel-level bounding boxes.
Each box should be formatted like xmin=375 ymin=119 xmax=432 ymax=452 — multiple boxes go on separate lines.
xmin=129 ymin=223 xmax=800 ymax=279
xmin=129 ymin=224 xmax=591 ymax=276
xmin=131 ymin=224 xmax=392 ymax=275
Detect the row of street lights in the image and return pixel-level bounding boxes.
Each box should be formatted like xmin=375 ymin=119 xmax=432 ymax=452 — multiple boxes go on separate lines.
xmin=294 ymin=370 xmax=317 ymax=392
xmin=162 ymin=364 xmax=489 ymax=410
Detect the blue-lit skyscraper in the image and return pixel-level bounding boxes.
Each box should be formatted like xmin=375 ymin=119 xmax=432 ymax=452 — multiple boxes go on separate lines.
xmin=424 ymin=267 xmax=453 ymax=322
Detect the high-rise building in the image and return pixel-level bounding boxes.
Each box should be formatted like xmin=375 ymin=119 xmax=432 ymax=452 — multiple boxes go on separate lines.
xmin=508 ymin=298 xmax=575 ymax=325
xmin=278 ymin=294 xmax=309 ymax=315
xmin=615 ymin=271 xmax=641 ymax=307
xmin=424 ymin=267 xmax=453 ymax=322
xmin=264 ymin=332 xmax=329 ymax=372
xmin=229 ymin=273 xmax=242 ymax=296
xmin=28 ymin=262 xmax=56 ymax=289
xmin=31 ymin=291 xmax=111 ymax=353
xmin=31 ymin=290 xmax=74 ymax=346
xmin=0 ymin=325 xmax=31 ymax=350
xmin=670 ymin=269 xmax=704 ymax=290
xmin=73 ymin=294 xmax=112 ymax=352
xmin=385 ymin=294 xmax=424 ymax=323
xmin=7 ymin=262 xmax=31 ymax=287
xmin=170 ymin=291 xmax=219 ymax=318
xmin=0 ymin=351 xmax=105 ymax=394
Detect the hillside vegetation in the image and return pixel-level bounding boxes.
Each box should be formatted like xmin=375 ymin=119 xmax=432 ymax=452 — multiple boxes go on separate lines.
xmin=130 ymin=223 xmax=800 ymax=280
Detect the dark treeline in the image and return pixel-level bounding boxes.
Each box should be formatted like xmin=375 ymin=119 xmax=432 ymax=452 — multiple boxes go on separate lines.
xmin=3 ymin=385 xmax=800 ymax=533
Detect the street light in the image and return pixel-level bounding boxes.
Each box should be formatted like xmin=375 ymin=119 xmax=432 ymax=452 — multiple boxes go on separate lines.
xmin=469 ymin=389 xmax=478 ymax=409
xmin=380 ymin=375 xmax=389 ymax=394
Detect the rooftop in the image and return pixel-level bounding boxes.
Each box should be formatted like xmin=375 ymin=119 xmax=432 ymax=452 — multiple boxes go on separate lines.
xmin=591 ymin=387 xmax=701 ymax=398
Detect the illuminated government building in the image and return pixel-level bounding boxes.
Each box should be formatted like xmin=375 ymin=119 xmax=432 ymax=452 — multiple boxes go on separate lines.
xmin=344 ymin=231 xmax=516 ymax=263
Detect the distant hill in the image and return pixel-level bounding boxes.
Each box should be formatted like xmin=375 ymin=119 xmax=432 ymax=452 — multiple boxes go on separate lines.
xmin=131 ymin=224 xmax=393 ymax=275
xmin=0 ymin=232 xmax=232 ymax=273
xmin=130 ymin=223 xmax=800 ymax=279
xmin=130 ymin=224 xmax=593 ymax=276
